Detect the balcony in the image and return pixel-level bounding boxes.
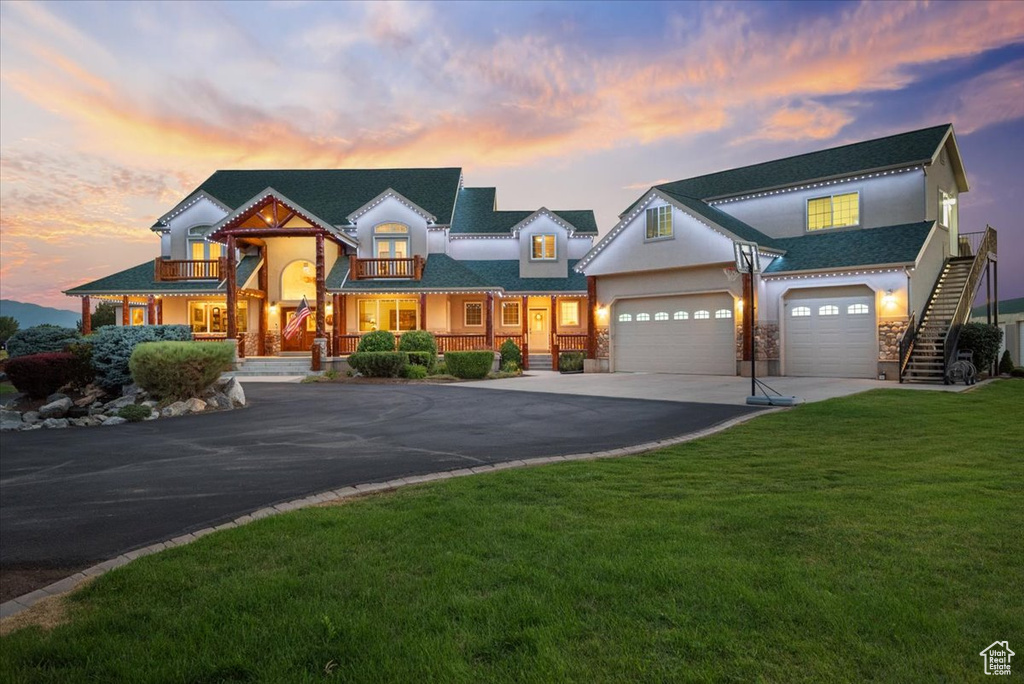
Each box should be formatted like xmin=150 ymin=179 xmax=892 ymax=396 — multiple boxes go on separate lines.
xmin=349 ymin=255 xmax=424 ymax=280
xmin=154 ymin=258 xmax=225 ymax=281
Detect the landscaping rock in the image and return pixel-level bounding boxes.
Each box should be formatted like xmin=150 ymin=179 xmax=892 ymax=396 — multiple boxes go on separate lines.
xmin=0 ymin=409 xmax=24 ymax=432
xmin=141 ymin=400 xmax=158 ymax=409
xmin=206 ymin=392 xmax=232 ymax=410
xmin=89 ymin=406 xmax=107 ymax=416
xmin=122 ymin=384 xmax=143 ymax=397
xmin=223 ymin=377 xmax=246 ymax=407
xmin=102 ymin=416 xmax=128 ymax=426
xmin=182 ymin=398 xmax=207 ymax=413
xmin=41 ymin=418 xmax=70 ymax=429
xmin=22 ymin=411 xmax=41 ymax=425
xmin=39 ymin=397 xmax=73 ymax=419
xmin=161 ymin=401 xmax=188 ymax=418
xmin=67 ymin=406 xmax=89 ymax=419
xmin=103 ymin=396 xmax=136 ymax=411
xmin=144 ymin=411 xmax=159 ymax=421
xmin=45 ymin=392 xmax=69 ymax=404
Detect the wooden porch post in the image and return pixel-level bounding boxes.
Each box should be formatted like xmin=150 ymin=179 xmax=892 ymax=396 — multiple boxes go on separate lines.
xmin=332 ymin=293 xmax=342 ymax=355
xmin=147 ymin=295 xmax=156 ymax=326
xmin=226 ymin=235 xmax=238 ymax=343
xmin=521 ymin=295 xmax=529 ymax=370
xmin=741 ymin=273 xmax=753 ymax=361
xmin=258 ymin=246 xmax=268 ymax=356
xmin=420 ymin=293 xmax=428 ymax=331
xmin=338 ymin=294 xmax=347 ymax=335
xmin=81 ymin=296 xmax=91 ymax=336
xmin=315 ymin=233 xmax=326 ymax=338
xmin=122 ymin=296 xmax=130 ymax=326
xmin=550 ymin=295 xmax=558 ymax=369
xmin=587 ymin=276 xmax=597 ymax=359
xmin=157 ymin=299 xmax=163 ymax=325
xmin=485 ymin=293 xmax=494 ymax=349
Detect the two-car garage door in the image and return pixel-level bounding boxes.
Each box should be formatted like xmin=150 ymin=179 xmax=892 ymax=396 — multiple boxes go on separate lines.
xmin=784 ymin=294 xmax=876 ymax=378
xmin=612 ymin=293 xmax=736 ymax=374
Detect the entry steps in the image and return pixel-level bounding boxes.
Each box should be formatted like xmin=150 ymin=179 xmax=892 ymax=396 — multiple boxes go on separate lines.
xmin=226 ymin=356 xmax=320 ymax=377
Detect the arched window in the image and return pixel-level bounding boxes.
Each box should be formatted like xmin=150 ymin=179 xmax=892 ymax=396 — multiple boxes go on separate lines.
xmin=618 ymin=313 xmax=632 ymax=322
xmin=848 ymin=303 xmax=869 ymax=315
xmin=673 ymin=311 xmax=689 ymax=320
xmin=694 ymin=310 xmax=710 ymax=320
xmin=714 ymin=309 xmax=732 ymax=319
xmin=188 ymin=226 xmax=222 ymax=261
xmin=281 ymin=260 xmax=316 ymax=301
xmin=654 ymin=312 xmax=669 ymax=321
xmin=636 ymin=313 xmax=651 ymax=321
xmin=819 ymin=305 xmax=839 ymax=316
xmin=791 ymin=306 xmax=811 ymax=317
xmin=374 ymin=222 xmax=410 ymax=259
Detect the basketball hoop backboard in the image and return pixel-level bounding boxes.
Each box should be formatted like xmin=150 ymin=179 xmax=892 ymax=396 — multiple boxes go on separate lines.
xmin=734 ymin=241 xmax=760 ymax=273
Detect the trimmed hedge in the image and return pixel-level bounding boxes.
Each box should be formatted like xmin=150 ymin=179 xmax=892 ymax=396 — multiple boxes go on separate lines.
xmin=348 ymin=351 xmax=408 ymax=378
xmin=444 ymin=351 xmax=493 ymax=379
xmin=402 ymin=364 xmax=428 ymax=380
xmin=559 ymin=351 xmax=585 ymax=373
xmin=6 ymin=325 xmax=81 ymax=358
xmin=129 ymin=341 xmax=235 ymax=401
xmin=499 ymin=339 xmax=522 ymax=372
xmin=5 ymin=352 xmax=76 ymax=398
xmin=91 ymin=325 xmax=193 ymax=391
xmin=957 ymin=323 xmax=1002 ymax=373
xmin=398 ymin=331 xmax=437 ymax=371
xmin=357 ymin=331 xmax=397 ymax=353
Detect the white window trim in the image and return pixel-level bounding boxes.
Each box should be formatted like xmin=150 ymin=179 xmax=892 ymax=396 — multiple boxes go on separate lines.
xmin=501 ymin=300 xmax=521 ymax=327
xmin=531 ymin=234 xmax=557 ymax=261
xmin=644 ymin=205 xmax=674 ymax=242
xmin=806 ymin=191 xmax=860 ymax=232
xmin=465 ymin=301 xmax=484 ymax=327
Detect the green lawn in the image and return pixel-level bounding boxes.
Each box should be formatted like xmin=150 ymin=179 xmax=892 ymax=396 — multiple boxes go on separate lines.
xmin=2 ymin=382 xmax=1022 ymax=683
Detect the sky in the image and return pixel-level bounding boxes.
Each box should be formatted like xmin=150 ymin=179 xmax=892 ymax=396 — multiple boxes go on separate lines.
xmin=1 ymin=0 xmax=1022 ymax=311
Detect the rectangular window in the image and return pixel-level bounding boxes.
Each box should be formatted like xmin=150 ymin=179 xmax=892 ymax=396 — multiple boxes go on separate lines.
xmin=189 ymin=240 xmax=223 ymax=261
xmin=130 ymin=307 xmax=146 ymax=326
xmin=645 ymin=205 xmax=673 ymax=240
xmin=940 ymin=190 xmax=955 ymax=228
xmin=531 ymin=235 xmax=556 ymax=260
xmin=501 ymin=301 xmax=521 ymax=327
xmin=560 ymin=301 xmax=580 ymax=326
xmin=189 ymin=301 xmax=247 ymax=333
xmin=465 ymin=302 xmax=483 ymax=327
xmin=357 ymin=299 xmax=418 ymax=332
xmin=807 ymin=192 xmax=859 ymax=231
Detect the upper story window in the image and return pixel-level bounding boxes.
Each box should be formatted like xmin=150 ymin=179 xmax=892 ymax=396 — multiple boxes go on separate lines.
xmin=374 ymin=222 xmax=409 ymax=259
xmin=807 ymin=192 xmax=859 ymax=231
xmin=531 ymin=234 xmax=556 ymax=260
xmin=645 ymin=205 xmax=673 ymax=240
xmin=188 ymin=226 xmax=222 ymax=261
xmin=940 ymin=190 xmax=956 ymax=228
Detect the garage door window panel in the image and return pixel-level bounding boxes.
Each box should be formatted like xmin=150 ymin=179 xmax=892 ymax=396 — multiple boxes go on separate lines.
xmin=792 ymin=307 xmax=811 ymax=317
xmin=848 ymin=303 xmax=869 ymax=314
xmin=674 ymin=311 xmax=688 ymax=320
xmin=654 ymin=312 xmax=669 ymax=321
xmin=618 ymin=313 xmax=632 ymax=322
xmin=819 ymin=305 xmax=839 ymax=316
xmin=636 ymin=313 xmax=651 ymax=321
xmin=694 ymin=310 xmax=710 ymax=320
xmin=715 ymin=309 xmax=732 ymax=319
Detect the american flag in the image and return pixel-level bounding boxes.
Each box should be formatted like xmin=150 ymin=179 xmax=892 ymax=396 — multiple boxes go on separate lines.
xmin=283 ymin=296 xmax=312 ymax=340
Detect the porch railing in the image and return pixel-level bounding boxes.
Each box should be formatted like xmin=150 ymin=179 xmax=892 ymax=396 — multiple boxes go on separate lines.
xmin=943 ymin=226 xmax=997 ymax=375
xmin=155 ymin=257 xmax=224 ymax=281
xmin=335 ymin=335 xmax=361 ymax=355
xmin=494 ymin=333 xmax=525 ymax=350
xmin=349 ymin=255 xmax=424 ymax=280
xmin=435 ymin=334 xmax=489 ymax=352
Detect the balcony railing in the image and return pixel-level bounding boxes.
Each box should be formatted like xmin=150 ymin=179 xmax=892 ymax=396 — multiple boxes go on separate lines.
xmin=349 ymin=255 xmax=424 ymax=280
xmin=155 ymin=258 xmax=225 ymax=281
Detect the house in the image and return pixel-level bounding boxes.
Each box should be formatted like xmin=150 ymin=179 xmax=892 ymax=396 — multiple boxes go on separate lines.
xmin=577 ymin=123 xmax=998 ymax=381
xmin=65 ymin=169 xmax=598 ymax=370
xmin=971 ymin=297 xmax=1024 ymax=367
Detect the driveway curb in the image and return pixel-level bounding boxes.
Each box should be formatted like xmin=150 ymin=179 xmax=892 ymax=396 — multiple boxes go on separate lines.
xmin=0 ymin=408 xmax=775 ymax=622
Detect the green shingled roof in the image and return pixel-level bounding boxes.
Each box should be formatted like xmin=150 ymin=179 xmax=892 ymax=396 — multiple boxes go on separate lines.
xmin=64 ymin=256 xmax=260 ymax=295
xmin=451 ymin=187 xmax=598 ymax=235
xmin=462 ymin=259 xmax=588 ymax=293
xmin=176 ymin=168 xmax=463 ymax=227
xmin=762 ymin=222 xmax=934 ymax=274
xmin=659 ymin=190 xmax=781 ymax=250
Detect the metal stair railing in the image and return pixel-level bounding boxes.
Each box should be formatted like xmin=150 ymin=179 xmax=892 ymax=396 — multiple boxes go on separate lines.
xmin=942 ymin=227 xmax=997 ymax=376
xmin=897 ymin=311 xmax=916 ymax=383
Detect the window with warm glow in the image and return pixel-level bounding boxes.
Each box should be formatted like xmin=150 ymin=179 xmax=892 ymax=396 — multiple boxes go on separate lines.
xmin=189 ymin=301 xmax=247 ymax=334
xmin=694 ymin=310 xmax=710 ymax=320
xmin=560 ymin=301 xmax=580 ymax=326
xmin=374 ymin=223 xmax=410 ymax=260
xmin=531 ymin=234 xmax=556 ymax=260
xmin=130 ymin=307 xmax=146 ymax=326
xmin=358 ymin=298 xmax=417 ymax=332
xmin=940 ymin=190 xmax=955 ymax=228
xmin=281 ymin=260 xmax=317 ymax=301
xmin=807 ymin=192 xmax=859 ymax=231
xmin=645 ymin=205 xmax=673 ymax=239
xmin=189 ymin=240 xmax=223 ymax=261
xmin=501 ymin=301 xmax=521 ymax=326
xmin=465 ymin=302 xmax=483 ymax=327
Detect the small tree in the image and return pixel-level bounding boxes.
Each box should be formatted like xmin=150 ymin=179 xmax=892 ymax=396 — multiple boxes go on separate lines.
xmin=92 ymin=302 xmax=117 ymax=330
xmin=956 ymin=323 xmax=1002 ymax=373
xmin=999 ymin=349 xmax=1014 ymax=375
xmin=0 ymin=316 xmax=18 ymax=345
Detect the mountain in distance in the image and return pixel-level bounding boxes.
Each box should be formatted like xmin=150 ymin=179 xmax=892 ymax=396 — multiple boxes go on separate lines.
xmin=0 ymin=299 xmax=81 ymax=329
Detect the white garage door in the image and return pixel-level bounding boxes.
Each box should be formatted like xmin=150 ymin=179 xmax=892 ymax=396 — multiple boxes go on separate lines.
xmin=612 ymin=293 xmax=736 ymax=374
xmin=784 ymin=294 xmax=876 ymax=378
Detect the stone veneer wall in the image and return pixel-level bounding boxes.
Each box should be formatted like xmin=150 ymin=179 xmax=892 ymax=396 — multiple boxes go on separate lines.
xmin=238 ymin=331 xmax=260 ymax=357
xmin=878 ymin=319 xmax=908 ymax=361
xmin=595 ymin=326 xmax=609 ymax=359
xmin=264 ymin=332 xmax=282 ymax=356
xmin=735 ymin=322 xmax=780 ymax=361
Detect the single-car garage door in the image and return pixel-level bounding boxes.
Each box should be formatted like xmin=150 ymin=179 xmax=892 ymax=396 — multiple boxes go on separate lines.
xmin=784 ymin=293 xmax=876 ymax=378
xmin=612 ymin=293 xmax=736 ymax=374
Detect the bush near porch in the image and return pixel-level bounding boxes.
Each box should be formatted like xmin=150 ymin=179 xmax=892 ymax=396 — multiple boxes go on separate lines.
xmin=444 ymin=350 xmax=494 ymax=379
xmin=90 ymin=325 xmax=192 ymax=391
xmin=348 ymin=351 xmax=408 ymax=378
xmin=356 ymin=330 xmax=397 ymax=353
xmin=129 ymin=341 xmax=236 ymax=401
xmin=1 ymin=383 xmax=1020 ymax=682
xmin=398 ymin=331 xmax=438 ymax=372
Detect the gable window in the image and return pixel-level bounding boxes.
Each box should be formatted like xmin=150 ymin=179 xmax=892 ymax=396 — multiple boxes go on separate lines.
xmin=819 ymin=305 xmax=839 ymax=316
xmin=714 ymin=309 xmax=732 ymax=319
xmin=848 ymin=303 xmax=869 ymax=315
xmin=807 ymin=192 xmax=859 ymax=231
xmin=560 ymin=301 xmax=580 ymax=326
xmin=654 ymin=312 xmax=669 ymax=321
xmin=531 ymin=234 xmax=556 ymax=260
xmin=645 ymin=205 xmax=673 ymax=240
xmin=501 ymin=301 xmax=521 ymax=327
xmin=374 ymin=223 xmax=410 ymax=259
xmin=465 ymin=302 xmax=483 ymax=327
xmin=694 ymin=310 xmax=710 ymax=320
xmin=674 ymin=311 xmax=689 ymax=320
xmin=791 ymin=306 xmax=811 ymax=317
xmin=188 ymin=226 xmax=222 ymax=261
xmin=636 ymin=313 xmax=651 ymax=321
xmin=940 ymin=190 xmax=956 ymax=228
xmin=358 ymin=298 xmax=417 ymax=332
xmin=618 ymin=313 xmax=632 ymax=322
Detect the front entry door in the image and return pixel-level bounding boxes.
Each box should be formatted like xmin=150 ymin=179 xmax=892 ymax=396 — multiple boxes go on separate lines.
xmin=529 ymin=308 xmax=549 ymax=351
xmin=281 ymin=307 xmax=316 ymax=352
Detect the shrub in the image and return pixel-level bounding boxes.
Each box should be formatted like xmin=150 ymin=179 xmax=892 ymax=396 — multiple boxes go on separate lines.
xmin=6 ymin=325 xmax=81 ymax=358
xmin=398 ymin=331 xmax=437 ymax=371
xmin=129 ymin=341 xmax=235 ymax=401
xmin=432 ymin=361 xmax=447 ymax=376
xmin=999 ymin=350 xmax=1014 ymax=375
xmin=499 ymin=339 xmax=522 ymax=372
xmin=443 ymin=351 xmax=493 ymax=379
xmin=1011 ymin=367 xmax=1024 ymax=378
xmin=65 ymin=342 xmax=95 ymax=390
xmin=559 ymin=351 xmax=585 ymax=373
xmin=348 ymin=351 xmax=408 ymax=377
xmin=504 ymin=360 xmax=521 ymax=375
xmin=956 ymin=323 xmax=1002 ymax=373
xmin=91 ymin=325 xmax=193 ymax=391
xmin=5 ymin=352 xmax=76 ymax=398
xmin=403 ymin=364 xmax=428 ymax=380
xmin=117 ymin=404 xmax=152 ymax=422
xmin=357 ymin=330 xmax=396 ymax=353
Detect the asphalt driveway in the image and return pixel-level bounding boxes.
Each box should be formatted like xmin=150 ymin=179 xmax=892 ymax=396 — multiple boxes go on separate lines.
xmin=1 ymin=383 xmax=758 ymax=577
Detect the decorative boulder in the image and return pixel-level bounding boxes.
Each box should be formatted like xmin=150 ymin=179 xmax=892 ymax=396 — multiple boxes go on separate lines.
xmin=39 ymin=397 xmax=73 ymax=419
xmin=223 ymin=377 xmax=246 ymax=407
xmin=41 ymin=417 xmax=70 ymax=429
xmin=103 ymin=396 xmax=137 ymax=412
xmin=22 ymin=411 xmax=41 ymax=425
xmin=206 ymin=392 xmax=232 ymax=410
xmin=102 ymin=416 xmax=128 ymax=426
xmin=1 ymin=410 xmax=24 ymax=432
xmin=161 ymin=401 xmax=188 ymax=418
xmin=45 ymin=392 xmax=70 ymax=404
xmin=182 ymin=398 xmax=207 ymax=414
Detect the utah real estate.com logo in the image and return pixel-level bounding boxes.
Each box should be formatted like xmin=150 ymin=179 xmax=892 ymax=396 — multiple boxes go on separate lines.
xmin=980 ymin=641 xmax=1014 ymax=676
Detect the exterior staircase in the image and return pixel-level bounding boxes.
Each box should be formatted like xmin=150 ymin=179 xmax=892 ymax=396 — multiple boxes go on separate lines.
xmin=527 ymin=354 xmax=553 ymax=371
xmin=226 ymin=356 xmax=319 ymax=377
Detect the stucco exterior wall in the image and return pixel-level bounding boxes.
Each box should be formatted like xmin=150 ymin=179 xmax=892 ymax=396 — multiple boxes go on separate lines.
xmin=594 ymin=265 xmax=743 ymax=309
xmin=762 ymin=272 xmax=907 ymax=323
xmin=924 ymin=150 xmax=960 ymax=253
xmin=165 ymin=197 xmax=230 ymax=260
xmin=353 ymin=197 xmax=430 ymax=259
xmin=262 ymin=236 xmax=338 ymax=305
xmin=909 ymin=224 xmax=948 ymax=319
xmin=519 ymin=215 xmax=571 ymax=279
xmin=447 ymin=238 xmax=519 ymax=260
